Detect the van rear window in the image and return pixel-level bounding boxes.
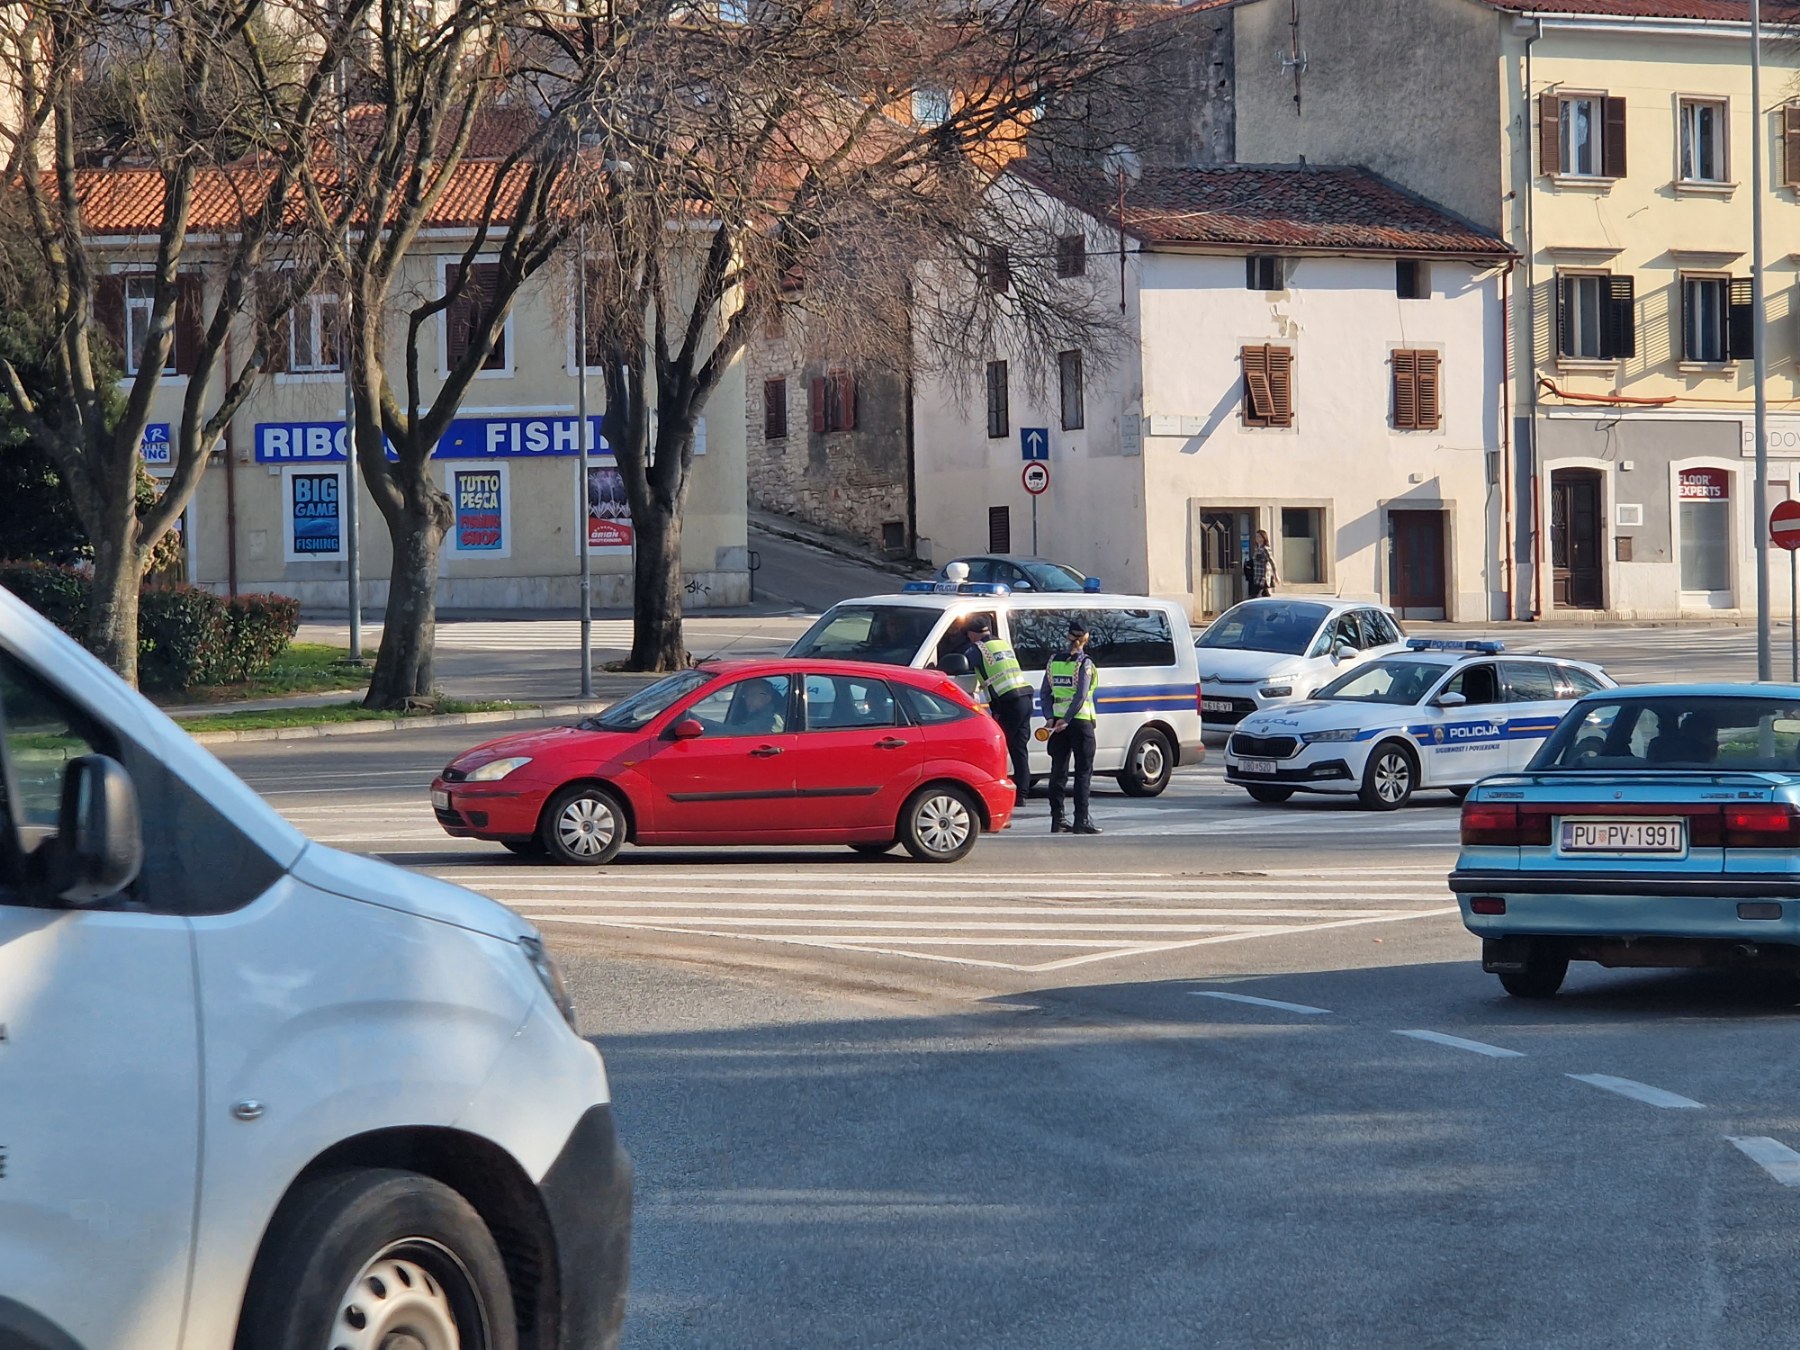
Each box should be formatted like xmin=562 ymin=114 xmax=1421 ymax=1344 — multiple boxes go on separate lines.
xmin=1011 ymin=608 xmax=1177 ymax=671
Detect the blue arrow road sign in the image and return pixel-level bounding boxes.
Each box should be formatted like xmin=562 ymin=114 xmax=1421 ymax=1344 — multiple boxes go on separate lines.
xmin=1020 ymin=427 xmax=1048 ymax=460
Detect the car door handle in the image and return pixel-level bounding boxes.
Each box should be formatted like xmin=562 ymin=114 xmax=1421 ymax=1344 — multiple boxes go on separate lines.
xmin=750 ymin=745 xmax=783 ymax=757
xmin=874 ymin=737 xmax=908 ymax=749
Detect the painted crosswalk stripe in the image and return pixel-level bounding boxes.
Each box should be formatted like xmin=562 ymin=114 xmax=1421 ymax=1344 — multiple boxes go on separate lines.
xmin=1729 ymin=1137 xmax=1800 ymax=1186
xmin=1568 ymin=1074 xmax=1704 ymax=1110
xmin=1192 ymin=991 xmax=1331 ymax=1015
xmin=1394 ymin=1029 xmax=1524 ymax=1059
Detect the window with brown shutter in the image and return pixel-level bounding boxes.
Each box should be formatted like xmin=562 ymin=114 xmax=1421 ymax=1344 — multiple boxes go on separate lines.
xmin=445 ymin=261 xmax=504 ymax=372
xmin=1785 ymin=104 xmax=1800 ymax=187
xmin=1392 ymin=349 xmax=1440 ymax=430
xmin=763 ymin=378 xmax=787 ymax=439
xmin=1241 ymin=344 xmax=1293 ymax=428
xmin=173 ymin=274 xmax=202 ymax=376
xmin=1055 ymin=235 xmax=1086 ymax=279
xmin=810 ymin=376 xmax=827 ymax=432
xmin=1540 ymin=92 xmax=1625 ymax=178
xmin=1539 ymin=90 xmax=1562 ymax=175
xmin=827 ymin=369 xmax=856 ymax=431
xmin=985 ymin=359 xmax=1009 ymax=438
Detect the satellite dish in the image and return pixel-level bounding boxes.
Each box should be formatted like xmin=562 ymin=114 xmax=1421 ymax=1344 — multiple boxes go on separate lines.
xmin=1100 ymin=143 xmax=1142 ymax=189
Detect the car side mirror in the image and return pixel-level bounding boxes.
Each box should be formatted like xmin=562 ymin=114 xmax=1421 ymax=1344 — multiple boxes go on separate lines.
xmin=1013 ymin=581 xmax=1033 ymax=591
xmin=669 ymin=717 xmax=705 ymax=741
xmin=940 ymin=653 xmax=971 ymax=676
xmin=1433 ymin=691 xmax=1468 ymax=708
xmin=1334 ymin=644 xmax=1357 ymax=662
xmin=47 ymin=755 xmax=142 ymax=906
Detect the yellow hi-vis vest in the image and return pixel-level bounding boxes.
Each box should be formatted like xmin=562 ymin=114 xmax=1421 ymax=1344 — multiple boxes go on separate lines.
xmin=1047 ymin=655 xmax=1098 ymax=721
xmin=976 ymin=637 xmax=1031 ymax=698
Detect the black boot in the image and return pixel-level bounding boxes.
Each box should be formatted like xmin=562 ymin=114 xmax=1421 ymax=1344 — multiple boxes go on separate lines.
xmin=1074 ymin=819 xmax=1102 ymax=835
xmin=1051 ymin=814 xmax=1070 ymax=833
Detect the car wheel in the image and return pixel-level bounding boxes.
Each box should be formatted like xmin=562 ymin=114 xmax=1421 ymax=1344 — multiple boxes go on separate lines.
xmin=541 ymin=783 xmax=626 ymax=865
xmin=849 ymin=841 xmax=895 ymax=856
xmin=1448 ymin=786 xmax=1470 ymax=803
xmin=900 ymin=784 xmax=980 ymax=862
xmin=1246 ymin=785 xmax=1294 ymax=804
xmin=501 ymin=839 xmax=546 ymax=857
xmin=1117 ymin=727 xmax=1175 ymax=797
xmin=1358 ymin=740 xmax=1416 ymax=811
xmin=233 ymin=1167 xmax=517 ymax=1350
xmin=1497 ymin=951 xmax=1569 ymax=999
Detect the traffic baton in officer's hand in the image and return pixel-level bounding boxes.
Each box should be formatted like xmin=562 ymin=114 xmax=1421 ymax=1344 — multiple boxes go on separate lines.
xmin=1034 ymin=726 xmax=1051 ymax=742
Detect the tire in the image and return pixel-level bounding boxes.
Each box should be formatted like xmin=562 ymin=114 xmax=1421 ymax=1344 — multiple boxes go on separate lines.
xmin=899 ymin=784 xmax=981 ymax=863
xmin=1447 ymin=786 xmax=1470 ymax=803
xmin=849 ymin=841 xmax=895 ymax=856
xmin=501 ymin=839 xmax=546 ymax=857
xmin=1246 ymin=785 xmax=1294 ymax=804
xmin=1498 ymin=952 xmax=1569 ymax=999
xmin=540 ymin=783 xmax=626 ymax=865
xmin=1117 ymin=727 xmax=1175 ymax=797
xmin=233 ymin=1167 xmax=517 ymax=1350
xmin=1358 ymin=740 xmax=1417 ymax=811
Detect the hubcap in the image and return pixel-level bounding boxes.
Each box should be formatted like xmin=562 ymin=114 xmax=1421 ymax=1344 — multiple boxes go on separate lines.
xmin=1374 ymin=753 xmax=1410 ymax=803
xmin=556 ymin=795 xmax=617 ymax=857
xmin=1135 ymin=738 xmax=1167 ymax=784
xmin=916 ymin=794 xmax=972 ymax=854
xmin=330 ymin=1246 xmax=463 ymax=1350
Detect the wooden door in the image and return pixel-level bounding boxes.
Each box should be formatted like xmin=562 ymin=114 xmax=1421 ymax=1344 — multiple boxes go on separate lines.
xmin=1389 ymin=510 xmax=1447 ymax=619
xmin=1551 ymin=470 xmax=1603 ymax=609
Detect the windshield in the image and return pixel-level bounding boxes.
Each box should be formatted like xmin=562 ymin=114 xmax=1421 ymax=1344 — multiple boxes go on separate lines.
xmin=1020 ymin=562 xmax=1086 ymax=592
xmin=788 ymin=605 xmax=940 ymax=665
xmin=1196 ymin=600 xmax=1331 ymax=656
xmin=1313 ymin=658 xmax=1445 ymax=706
xmin=582 ymin=669 xmax=711 ymax=731
xmin=1532 ymin=695 xmax=1800 ymax=772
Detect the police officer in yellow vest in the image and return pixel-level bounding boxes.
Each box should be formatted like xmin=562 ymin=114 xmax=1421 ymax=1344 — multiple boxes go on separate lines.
xmin=964 ymin=615 xmax=1033 ymax=807
xmin=1039 ymin=616 xmax=1101 ymax=835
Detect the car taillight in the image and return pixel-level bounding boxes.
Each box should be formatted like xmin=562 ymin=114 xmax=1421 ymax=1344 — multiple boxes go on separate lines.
xmin=1196 ymin=684 xmax=1205 ymax=714
xmin=1724 ymin=803 xmax=1800 ymax=847
xmin=1460 ymin=802 xmax=1551 ymax=846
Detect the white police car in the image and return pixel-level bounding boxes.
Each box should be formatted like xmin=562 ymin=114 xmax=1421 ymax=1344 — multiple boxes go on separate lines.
xmin=1223 ymin=640 xmax=1615 ymax=810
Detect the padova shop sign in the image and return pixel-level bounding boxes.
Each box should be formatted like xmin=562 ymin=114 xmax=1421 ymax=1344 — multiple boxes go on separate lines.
xmin=255 ymin=415 xmax=608 ymax=462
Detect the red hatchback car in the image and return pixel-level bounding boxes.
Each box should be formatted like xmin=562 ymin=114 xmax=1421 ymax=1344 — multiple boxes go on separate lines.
xmin=431 ymin=659 xmax=1015 ymax=864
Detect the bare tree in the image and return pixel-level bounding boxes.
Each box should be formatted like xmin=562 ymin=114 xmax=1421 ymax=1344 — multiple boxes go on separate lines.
xmin=0 ymin=0 xmax=373 ymax=682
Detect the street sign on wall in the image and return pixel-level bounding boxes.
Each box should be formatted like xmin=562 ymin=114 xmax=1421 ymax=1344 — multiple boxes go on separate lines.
xmin=1020 ymin=427 xmax=1048 ymax=461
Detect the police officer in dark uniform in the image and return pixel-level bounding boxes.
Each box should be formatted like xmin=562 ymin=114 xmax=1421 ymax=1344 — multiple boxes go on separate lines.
xmin=1039 ymin=616 xmax=1101 ymax=835
xmin=964 ymin=615 xmax=1034 ymax=807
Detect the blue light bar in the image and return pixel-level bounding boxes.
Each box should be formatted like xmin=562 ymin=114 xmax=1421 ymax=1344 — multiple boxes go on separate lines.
xmin=901 ymin=581 xmax=1013 ymax=596
xmin=1406 ymin=638 xmax=1505 ymax=653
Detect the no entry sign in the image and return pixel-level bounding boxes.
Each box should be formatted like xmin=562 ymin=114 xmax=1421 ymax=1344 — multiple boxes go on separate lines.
xmin=1773 ymin=499 xmax=1800 ymax=550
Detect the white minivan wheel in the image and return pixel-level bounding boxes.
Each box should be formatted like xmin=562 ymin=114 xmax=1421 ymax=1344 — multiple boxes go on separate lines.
xmin=234 ymin=1168 xmax=517 ymax=1350
xmin=1116 ymin=727 xmax=1175 ymax=797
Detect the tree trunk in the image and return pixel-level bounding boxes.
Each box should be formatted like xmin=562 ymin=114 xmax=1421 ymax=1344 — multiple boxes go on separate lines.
xmin=364 ymin=500 xmax=449 ymax=708
xmin=627 ymin=497 xmax=685 ymax=670
xmin=86 ymin=529 xmax=142 ymax=686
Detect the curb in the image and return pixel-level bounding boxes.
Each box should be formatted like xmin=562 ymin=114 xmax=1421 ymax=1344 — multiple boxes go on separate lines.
xmin=186 ymin=699 xmax=615 ymax=745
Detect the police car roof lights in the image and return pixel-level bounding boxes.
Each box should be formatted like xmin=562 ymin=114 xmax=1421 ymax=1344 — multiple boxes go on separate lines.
xmin=900 ymin=580 xmax=1013 ymax=596
xmin=1405 ymin=638 xmax=1505 ymax=654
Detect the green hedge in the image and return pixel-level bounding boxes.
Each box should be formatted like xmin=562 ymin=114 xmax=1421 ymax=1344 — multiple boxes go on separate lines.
xmin=0 ymin=562 xmax=300 ymax=690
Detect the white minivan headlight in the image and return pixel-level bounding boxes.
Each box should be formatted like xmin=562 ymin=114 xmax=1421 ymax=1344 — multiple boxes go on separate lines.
xmin=519 ymin=934 xmax=578 ymax=1029
xmin=467 ymin=755 xmax=532 ymax=782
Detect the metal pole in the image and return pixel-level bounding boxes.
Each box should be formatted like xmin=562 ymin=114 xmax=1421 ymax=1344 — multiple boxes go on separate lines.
xmin=1790 ymin=547 xmax=1796 ymax=682
xmin=1031 ymin=494 xmax=1039 ymax=555
xmin=337 ymin=20 xmax=363 ymax=661
xmin=1753 ymin=0 xmax=1772 ymax=679
xmin=576 ymin=223 xmax=593 ymax=698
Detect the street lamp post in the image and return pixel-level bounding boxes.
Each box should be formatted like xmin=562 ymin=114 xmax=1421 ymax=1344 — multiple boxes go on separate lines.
xmin=576 ymin=222 xmax=593 ymax=698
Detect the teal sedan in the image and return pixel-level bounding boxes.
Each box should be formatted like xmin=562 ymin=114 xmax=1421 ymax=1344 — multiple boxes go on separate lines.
xmin=1451 ymin=685 xmax=1800 ymax=998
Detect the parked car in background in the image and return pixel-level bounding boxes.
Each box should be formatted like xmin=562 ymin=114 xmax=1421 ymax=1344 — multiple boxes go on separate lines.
xmin=935 ymin=554 xmax=1093 ymax=593
xmin=1454 ymin=685 xmax=1800 ymax=998
xmin=434 ymin=659 xmax=1014 ymax=863
xmin=1196 ymin=597 xmax=1408 ymax=730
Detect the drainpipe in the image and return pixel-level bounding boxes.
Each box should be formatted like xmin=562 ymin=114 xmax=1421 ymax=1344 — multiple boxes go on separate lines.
xmin=1500 ymin=259 xmax=1516 ymax=620
xmin=1522 ymin=16 xmax=1543 ymax=618
xmin=223 ymin=324 xmax=240 ymax=597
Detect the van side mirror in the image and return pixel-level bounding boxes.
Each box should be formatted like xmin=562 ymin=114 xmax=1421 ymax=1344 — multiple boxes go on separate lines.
xmin=940 ymin=653 xmax=971 ymax=676
xmin=48 ymin=755 xmax=142 ymax=906
xmin=1432 ymin=691 xmax=1468 ymax=708
xmin=669 ymin=717 xmax=705 ymax=740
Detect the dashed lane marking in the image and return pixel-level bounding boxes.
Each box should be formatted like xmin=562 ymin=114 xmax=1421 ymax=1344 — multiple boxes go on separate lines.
xmin=1192 ymin=992 xmax=1331 ymax=1015
xmin=1394 ymin=1029 xmax=1525 ymax=1059
xmin=1568 ymin=1074 xmax=1705 ymax=1110
xmin=1729 ymin=1137 xmax=1800 ymax=1186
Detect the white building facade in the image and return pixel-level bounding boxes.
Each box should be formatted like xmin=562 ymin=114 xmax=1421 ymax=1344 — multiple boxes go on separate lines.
xmin=912 ymin=164 xmax=1514 ymax=621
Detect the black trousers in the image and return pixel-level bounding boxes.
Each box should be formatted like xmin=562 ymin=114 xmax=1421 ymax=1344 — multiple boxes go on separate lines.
xmin=991 ymin=690 xmax=1034 ymax=800
xmin=1047 ymin=721 xmax=1097 ymax=823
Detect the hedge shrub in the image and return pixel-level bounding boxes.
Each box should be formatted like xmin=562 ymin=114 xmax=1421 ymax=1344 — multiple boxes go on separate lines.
xmin=0 ymin=562 xmax=301 ymax=690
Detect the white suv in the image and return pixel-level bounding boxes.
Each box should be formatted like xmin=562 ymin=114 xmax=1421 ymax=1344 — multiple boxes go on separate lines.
xmin=0 ymin=585 xmax=629 ymax=1350
xmin=1196 ymin=598 xmax=1407 ymax=732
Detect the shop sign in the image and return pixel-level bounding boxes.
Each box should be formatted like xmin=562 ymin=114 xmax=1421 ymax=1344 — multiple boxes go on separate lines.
xmin=453 ymin=469 xmax=504 ymax=551
xmin=289 ymin=472 xmax=341 ymax=554
xmin=253 ymin=415 xmax=607 ymax=463
xmin=1678 ymin=468 xmax=1730 ymax=501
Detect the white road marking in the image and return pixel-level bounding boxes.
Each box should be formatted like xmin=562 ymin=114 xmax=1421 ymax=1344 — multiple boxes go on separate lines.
xmin=1394 ymin=1029 xmax=1524 ymax=1059
xmin=1568 ymin=1074 xmax=1705 ymax=1110
xmin=1729 ymin=1136 xmax=1800 ymax=1187
xmin=1192 ymin=991 xmax=1331 ymax=1015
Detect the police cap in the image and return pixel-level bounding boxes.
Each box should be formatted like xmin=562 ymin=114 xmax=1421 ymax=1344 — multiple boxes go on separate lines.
xmin=967 ymin=615 xmax=993 ymax=635
xmin=1065 ymin=616 xmax=1090 ymax=638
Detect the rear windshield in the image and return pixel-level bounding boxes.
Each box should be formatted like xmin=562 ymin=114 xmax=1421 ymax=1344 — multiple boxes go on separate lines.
xmin=789 ymin=605 xmax=941 ymax=665
xmin=1533 ymin=696 xmax=1800 ymax=772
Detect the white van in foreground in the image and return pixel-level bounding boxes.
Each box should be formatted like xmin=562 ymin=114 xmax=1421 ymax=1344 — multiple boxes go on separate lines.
xmin=788 ymin=580 xmax=1204 ymax=794
xmin=0 ymin=586 xmax=629 ymax=1350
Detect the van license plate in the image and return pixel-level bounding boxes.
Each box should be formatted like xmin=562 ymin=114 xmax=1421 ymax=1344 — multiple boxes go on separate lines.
xmin=1241 ymin=758 xmax=1277 ymax=777
xmin=1560 ymin=818 xmax=1685 ymax=853
xmin=432 ymin=789 xmax=450 ymax=812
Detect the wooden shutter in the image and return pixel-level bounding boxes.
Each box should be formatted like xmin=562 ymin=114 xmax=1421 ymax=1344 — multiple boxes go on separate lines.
xmin=1785 ymin=105 xmax=1800 ymax=187
xmin=1242 ymin=344 xmax=1273 ymax=424
xmin=1539 ymin=92 xmax=1562 ymax=176
xmin=986 ymin=246 xmax=1010 ymax=293
xmin=987 ymin=504 xmax=1010 ymax=554
xmin=173 ymin=274 xmax=202 ymax=376
xmin=1555 ymin=274 xmax=1573 ymax=357
xmin=832 ymin=370 xmax=857 ymax=431
xmin=1604 ymin=274 xmax=1636 ymax=359
xmin=94 ymin=274 xmax=126 ymax=355
xmin=1727 ymin=276 xmax=1755 ymax=361
xmin=986 ymin=359 xmax=1008 ymax=438
xmin=446 ymin=261 xmax=499 ymax=370
xmin=1266 ymin=346 xmax=1294 ymax=426
xmin=809 ymin=376 xmax=827 ymax=432
xmin=763 ymin=378 xmax=786 ymax=439
xmin=1602 ymin=96 xmax=1628 ymax=177
xmin=1415 ymin=350 xmax=1441 ymax=430
xmin=1392 ymin=349 xmax=1418 ymax=430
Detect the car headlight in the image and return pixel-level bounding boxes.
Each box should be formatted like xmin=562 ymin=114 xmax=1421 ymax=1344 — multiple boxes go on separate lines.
xmin=466 ymin=755 xmax=532 ymax=782
xmin=1300 ymin=728 xmax=1359 ymax=744
xmin=1259 ymin=684 xmax=1294 ymax=699
xmin=519 ymin=934 xmax=578 ymax=1030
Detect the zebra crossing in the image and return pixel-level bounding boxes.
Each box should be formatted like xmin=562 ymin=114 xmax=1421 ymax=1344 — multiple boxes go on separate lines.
xmin=425 ymin=862 xmax=1458 ymax=972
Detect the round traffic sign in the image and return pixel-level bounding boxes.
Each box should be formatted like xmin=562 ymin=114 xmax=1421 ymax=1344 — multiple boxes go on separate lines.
xmin=1022 ymin=462 xmax=1050 ymax=496
xmin=1773 ymin=500 xmax=1800 ymax=551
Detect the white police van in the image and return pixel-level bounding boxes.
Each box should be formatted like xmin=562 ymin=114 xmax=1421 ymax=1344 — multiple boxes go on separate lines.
xmin=788 ymin=571 xmax=1204 ymax=795
xmin=0 ymin=584 xmax=629 ymax=1350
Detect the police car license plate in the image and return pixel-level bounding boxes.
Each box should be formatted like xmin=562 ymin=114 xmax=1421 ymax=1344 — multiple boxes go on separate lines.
xmin=1240 ymin=758 xmax=1277 ymax=777
xmin=1202 ymin=698 xmax=1235 ymax=714
xmin=1560 ymin=818 xmax=1685 ymax=854
xmin=432 ymin=789 xmax=450 ymax=812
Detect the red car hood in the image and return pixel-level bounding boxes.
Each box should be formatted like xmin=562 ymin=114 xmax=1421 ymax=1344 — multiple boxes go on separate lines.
xmin=446 ymin=723 xmax=620 ymax=776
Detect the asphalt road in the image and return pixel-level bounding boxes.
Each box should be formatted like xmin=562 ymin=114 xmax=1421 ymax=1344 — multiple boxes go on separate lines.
xmin=213 ymin=667 xmax=1800 ymax=1349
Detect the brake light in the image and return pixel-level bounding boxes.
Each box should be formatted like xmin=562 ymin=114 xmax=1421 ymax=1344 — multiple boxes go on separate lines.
xmin=1725 ymin=803 xmax=1800 ymax=848
xmin=1460 ymin=801 xmax=1551 ymax=846
xmin=1196 ymin=684 xmax=1205 ymax=715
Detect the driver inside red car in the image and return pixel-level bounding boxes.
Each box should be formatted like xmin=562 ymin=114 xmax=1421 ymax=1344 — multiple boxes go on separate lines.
xmin=729 ymin=679 xmax=786 ymax=735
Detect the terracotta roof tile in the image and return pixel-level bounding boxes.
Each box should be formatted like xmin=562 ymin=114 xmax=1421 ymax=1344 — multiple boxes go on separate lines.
xmin=1477 ymin=0 xmax=1800 ymax=20
xmin=1015 ymin=162 xmax=1512 ymax=258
